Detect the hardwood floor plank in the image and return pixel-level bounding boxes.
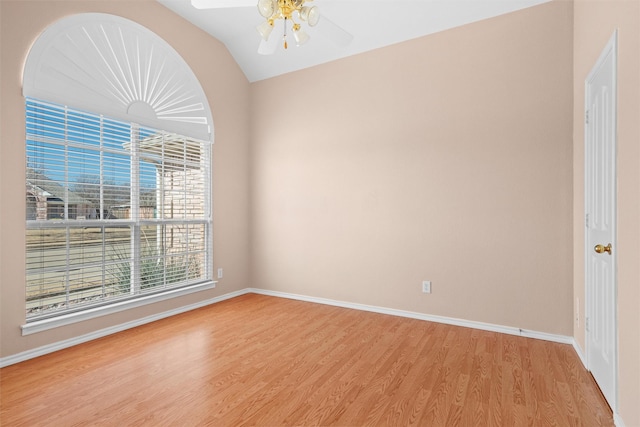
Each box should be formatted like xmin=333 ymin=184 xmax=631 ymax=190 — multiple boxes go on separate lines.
xmin=0 ymin=294 xmax=614 ymax=426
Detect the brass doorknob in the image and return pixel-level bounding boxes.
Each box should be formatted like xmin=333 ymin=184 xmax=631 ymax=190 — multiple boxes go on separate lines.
xmin=594 ymin=243 xmax=612 ymax=255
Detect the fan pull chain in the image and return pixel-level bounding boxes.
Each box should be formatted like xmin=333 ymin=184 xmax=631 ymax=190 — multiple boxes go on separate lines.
xmin=283 ymin=17 xmax=288 ymax=49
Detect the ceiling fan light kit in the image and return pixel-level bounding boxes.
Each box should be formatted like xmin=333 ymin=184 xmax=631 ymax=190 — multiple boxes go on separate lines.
xmin=293 ymin=27 xmax=310 ymax=45
xmin=256 ymin=0 xmax=319 ymax=49
xmin=256 ymin=19 xmax=274 ymax=40
xmin=299 ymin=5 xmax=320 ymax=26
xmin=189 ymin=0 xmax=354 ymax=57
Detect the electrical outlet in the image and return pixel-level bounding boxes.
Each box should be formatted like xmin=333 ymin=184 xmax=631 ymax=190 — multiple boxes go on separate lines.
xmin=217 ymin=268 xmax=223 ymax=279
xmin=422 ymin=280 xmax=431 ymax=294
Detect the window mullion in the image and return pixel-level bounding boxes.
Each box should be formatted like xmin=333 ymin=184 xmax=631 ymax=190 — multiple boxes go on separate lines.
xmin=183 ymin=139 xmax=187 ymax=219
xmin=161 ymin=134 xmax=166 ymax=287
xmin=64 ymin=105 xmax=70 ymax=221
xmin=184 ymin=143 xmax=189 ymax=279
xmin=131 ymin=124 xmax=141 ymax=295
xmin=65 ymin=224 xmax=71 ymax=309
xmin=100 ymin=116 xmax=104 ymax=220
xmin=64 ymin=106 xmax=71 ymax=308
xmin=205 ymin=143 xmax=212 ymax=280
xmin=100 ymin=118 xmax=106 ymax=297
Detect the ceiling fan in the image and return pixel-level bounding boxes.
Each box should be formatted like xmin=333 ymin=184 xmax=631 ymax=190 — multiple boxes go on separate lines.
xmin=191 ymin=0 xmax=354 ymax=55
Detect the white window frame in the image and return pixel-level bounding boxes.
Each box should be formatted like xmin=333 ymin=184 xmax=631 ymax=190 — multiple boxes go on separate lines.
xmin=23 ymin=100 xmax=215 ymax=336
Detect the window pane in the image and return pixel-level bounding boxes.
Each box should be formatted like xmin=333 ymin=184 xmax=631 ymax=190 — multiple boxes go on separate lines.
xmin=26 ymin=228 xmax=67 ymax=315
xmin=26 ymin=226 xmax=135 ymax=317
xmin=105 ymin=227 xmax=133 ymax=297
xmin=165 ymin=255 xmax=188 ymax=287
xmin=103 ymin=118 xmax=131 ymax=150
xmin=187 ymin=223 xmax=207 ymax=253
xmin=103 ymin=152 xmax=132 ymax=219
xmin=140 ymin=161 xmax=158 ymax=219
xmin=68 ymin=227 xmax=103 ymax=268
xmin=26 ymin=100 xmax=66 ymax=140
xmin=66 ymin=265 xmax=106 ymax=308
xmin=26 ymin=142 xmax=68 ymax=221
xmin=67 ymin=109 xmax=101 ymax=146
xmin=26 ymin=228 xmax=67 ymax=271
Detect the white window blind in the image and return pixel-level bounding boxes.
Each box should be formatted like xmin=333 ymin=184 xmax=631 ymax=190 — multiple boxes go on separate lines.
xmin=26 ymin=98 xmax=212 ymax=321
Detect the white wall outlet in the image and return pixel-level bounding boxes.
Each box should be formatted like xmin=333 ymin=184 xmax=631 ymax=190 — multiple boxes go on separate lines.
xmin=217 ymin=268 xmax=223 ymax=279
xmin=422 ymin=280 xmax=431 ymax=294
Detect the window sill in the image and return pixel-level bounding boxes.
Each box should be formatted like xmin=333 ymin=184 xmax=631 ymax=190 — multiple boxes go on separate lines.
xmin=21 ymin=281 xmax=217 ymax=336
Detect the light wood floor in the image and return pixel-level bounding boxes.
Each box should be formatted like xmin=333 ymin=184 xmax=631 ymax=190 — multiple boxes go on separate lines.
xmin=1 ymin=293 xmax=613 ymax=426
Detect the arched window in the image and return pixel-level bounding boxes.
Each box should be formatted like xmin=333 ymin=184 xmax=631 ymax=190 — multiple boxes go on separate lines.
xmin=23 ymin=14 xmax=214 ymax=333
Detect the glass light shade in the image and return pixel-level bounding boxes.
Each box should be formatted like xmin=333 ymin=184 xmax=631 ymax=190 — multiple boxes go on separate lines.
xmin=300 ymin=6 xmax=320 ymax=26
xmin=256 ymin=20 xmax=274 ymax=41
xmin=257 ymin=0 xmax=277 ymax=18
xmin=293 ymin=28 xmax=310 ymax=46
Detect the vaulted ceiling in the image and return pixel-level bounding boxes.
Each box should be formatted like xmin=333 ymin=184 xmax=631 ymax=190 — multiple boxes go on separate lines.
xmin=157 ymin=0 xmax=551 ymax=82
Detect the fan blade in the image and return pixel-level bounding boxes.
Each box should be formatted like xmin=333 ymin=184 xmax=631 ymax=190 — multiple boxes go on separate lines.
xmin=191 ymin=0 xmax=254 ymax=9
xmin=318 ymin=15 xmax=354 ymax=47
xmin=257 ymin=38 xmax=278 ymax=55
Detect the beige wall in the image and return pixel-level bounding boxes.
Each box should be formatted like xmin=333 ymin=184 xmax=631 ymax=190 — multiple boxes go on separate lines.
xmin=573 ymin=0 xmax=640 ymax=425
xmin=0 ymin=0 xmax=251 ymax=358
xmin=250 ymin=2 xmax=574 ymax=334
xmin=2 ymin=0 xmax=638 ymax=423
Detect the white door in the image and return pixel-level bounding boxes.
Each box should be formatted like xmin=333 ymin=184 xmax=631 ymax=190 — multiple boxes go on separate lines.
xmin=585 ymin=31 xmax=617 ymax=410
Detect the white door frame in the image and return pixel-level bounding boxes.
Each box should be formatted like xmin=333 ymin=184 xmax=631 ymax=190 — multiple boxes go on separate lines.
xmin=584 ymin=30 xmax=618 ymax=412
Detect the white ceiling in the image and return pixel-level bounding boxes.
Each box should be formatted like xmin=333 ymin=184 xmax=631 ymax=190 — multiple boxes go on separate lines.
xmin=157 ymin=0 xmax=551 ymax=82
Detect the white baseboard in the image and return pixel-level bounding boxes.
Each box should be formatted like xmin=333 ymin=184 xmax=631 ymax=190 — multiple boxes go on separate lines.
xmin=570 ymin=338 xmax=627 ymax=427
xmin=0 ymin=289 xmax=250 ymax=368
xmin=614 ymin=413 xmax=626 ymax=427
xmin=572 ymin=338 xmax=588 ymax=368
xmin=0 ymin=287 xmax=582 ymax=369
xmin=247 ymin=288 xmax=575 ymax=345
